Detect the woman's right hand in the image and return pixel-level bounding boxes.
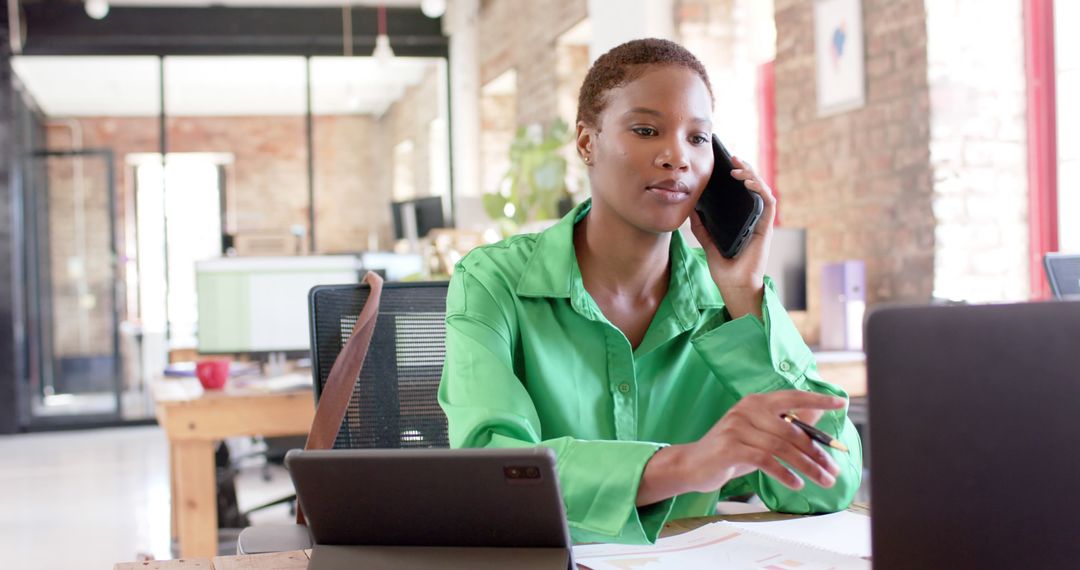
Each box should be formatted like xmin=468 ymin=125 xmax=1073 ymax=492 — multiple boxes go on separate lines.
xmin=637 ymin=390 xmax=846 ymax=505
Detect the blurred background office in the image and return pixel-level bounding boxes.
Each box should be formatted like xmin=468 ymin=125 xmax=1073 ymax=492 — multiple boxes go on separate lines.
xmin=0 ymin=0 xmax=1076 ymax=567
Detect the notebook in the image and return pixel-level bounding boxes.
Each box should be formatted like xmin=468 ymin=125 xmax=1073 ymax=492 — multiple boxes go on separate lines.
xmin=574 ymin=511 xmax=870 ymax=570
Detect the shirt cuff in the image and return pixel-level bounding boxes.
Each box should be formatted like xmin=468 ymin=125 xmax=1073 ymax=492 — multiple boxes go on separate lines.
xmin=554 ymin=439 xmax=675 ymax=544
xmin=690 ymin=277 xmax=817 ymax=397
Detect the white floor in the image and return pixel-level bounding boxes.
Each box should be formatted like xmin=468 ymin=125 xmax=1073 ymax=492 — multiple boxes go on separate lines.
xmin=0 ymin=426 xmax=295 ymax=569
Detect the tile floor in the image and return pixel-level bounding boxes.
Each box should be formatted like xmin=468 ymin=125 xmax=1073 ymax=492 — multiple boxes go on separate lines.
xmin=0 ymin=426 xmax=295 ymax=569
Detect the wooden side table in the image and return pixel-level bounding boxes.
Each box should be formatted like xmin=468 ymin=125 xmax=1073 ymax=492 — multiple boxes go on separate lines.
xmin=153 ymin=378 xmax=315 ymax=559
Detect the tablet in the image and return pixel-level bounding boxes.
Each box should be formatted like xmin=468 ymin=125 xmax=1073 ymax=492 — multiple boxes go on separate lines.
xmin=287 ymin=447 xmax=574 ymax=570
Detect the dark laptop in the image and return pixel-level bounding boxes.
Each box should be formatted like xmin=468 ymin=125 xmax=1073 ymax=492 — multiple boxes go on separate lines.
xmin=1044 ymin=253 xmax=1080 ymax=299
xmin=286 ymin=447 xmax=574 ymax=570
xmin=867 ymin=301 xmax=1080 ymax=568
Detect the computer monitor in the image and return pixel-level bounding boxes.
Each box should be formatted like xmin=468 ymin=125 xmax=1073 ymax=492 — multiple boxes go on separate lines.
xmin=765 ymin=227 xmax=807 ymax=311
xmin=1044 ymin=253 xmax=1080 ymax=299
xmin=413 ymin=196 xmax=446 ymax=238
xmin=391 ymin=196 xmax=446 ymax=242
xmin=196 ymin=255 xmax=360 ymax=354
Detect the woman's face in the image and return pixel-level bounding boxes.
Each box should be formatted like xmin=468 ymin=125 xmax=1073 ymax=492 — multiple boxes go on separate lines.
xmin=578 ymin=64 xmax=714 ymax=235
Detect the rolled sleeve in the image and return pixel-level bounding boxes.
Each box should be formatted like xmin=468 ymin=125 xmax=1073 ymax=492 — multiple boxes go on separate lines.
xmin=688 ymin=277 xmax=864 ymax=513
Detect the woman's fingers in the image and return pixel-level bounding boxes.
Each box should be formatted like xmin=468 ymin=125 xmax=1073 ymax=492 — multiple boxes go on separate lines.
xmin=749 ymin=390 xmax=846 ymax=414
xmin=755 ymin=454 xmax=806 ymax=490
xmin=740 ymin=420 xmax=840 ymax=483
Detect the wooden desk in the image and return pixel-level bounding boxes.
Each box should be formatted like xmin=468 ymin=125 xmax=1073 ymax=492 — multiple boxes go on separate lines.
xmin=153 ymin=377 xmax=315 ymax=559
xmin=117 ymin=505 xmax=870 ymax=569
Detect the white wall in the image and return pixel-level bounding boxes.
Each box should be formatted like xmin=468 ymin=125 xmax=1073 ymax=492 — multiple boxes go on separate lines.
xmin=586 ymin=0 xmax=675 ymax=62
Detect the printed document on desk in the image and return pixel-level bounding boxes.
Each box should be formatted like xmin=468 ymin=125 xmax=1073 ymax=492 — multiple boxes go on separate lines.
xmin=574 ymin=512 xmax=870 ymax=570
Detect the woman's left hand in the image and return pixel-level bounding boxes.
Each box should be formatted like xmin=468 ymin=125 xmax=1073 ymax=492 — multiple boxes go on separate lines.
xmin=689 ymin=155 xmax=776 ymax=319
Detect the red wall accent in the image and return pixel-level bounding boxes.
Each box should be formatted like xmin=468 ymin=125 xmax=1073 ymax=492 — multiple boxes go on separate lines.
xmin=1024 ymin=0 xmax=1059 ymax=299
xmin=757 ymin=60 xmax=778 ymax=225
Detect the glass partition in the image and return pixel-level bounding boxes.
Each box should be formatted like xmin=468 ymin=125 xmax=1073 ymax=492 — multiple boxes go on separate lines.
xmin=11 ymin=56 xmax=161 ymax=424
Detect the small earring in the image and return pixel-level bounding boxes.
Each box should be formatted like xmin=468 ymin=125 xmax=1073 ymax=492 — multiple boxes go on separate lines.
xmin=583 ymin=156 xmax=592 ymax=165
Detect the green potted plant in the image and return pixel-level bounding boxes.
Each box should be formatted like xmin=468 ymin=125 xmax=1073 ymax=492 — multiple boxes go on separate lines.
xmin=483 ymin=119 xmax=575 ymax=236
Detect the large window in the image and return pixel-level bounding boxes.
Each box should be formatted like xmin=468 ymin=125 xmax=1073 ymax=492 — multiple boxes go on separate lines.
xmin=1056 ymin=0 xmax=1079 ymax=253
xmin=11 ymin=56 xmax=161 ymax=423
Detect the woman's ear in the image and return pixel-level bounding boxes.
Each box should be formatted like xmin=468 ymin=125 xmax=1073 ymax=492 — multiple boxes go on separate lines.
xmin=576 ymin=121 xmax=595 ymax=165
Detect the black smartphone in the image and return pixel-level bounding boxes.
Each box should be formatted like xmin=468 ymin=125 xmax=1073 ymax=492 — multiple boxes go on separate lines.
xmin=694 ymin=134 xmax=764 ymax=258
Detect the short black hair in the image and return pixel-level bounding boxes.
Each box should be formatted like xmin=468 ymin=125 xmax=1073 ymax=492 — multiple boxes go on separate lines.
xmin=576 ymin=38 xmax=715 ymax=127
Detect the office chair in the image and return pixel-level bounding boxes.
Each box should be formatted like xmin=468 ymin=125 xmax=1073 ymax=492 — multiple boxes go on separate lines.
xmin=235 ymin=279 xmax=450 ymax=555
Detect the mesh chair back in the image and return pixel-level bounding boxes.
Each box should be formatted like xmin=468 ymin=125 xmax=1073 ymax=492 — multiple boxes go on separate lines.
xmin=308 ymin=281 xmax=449 ymax=450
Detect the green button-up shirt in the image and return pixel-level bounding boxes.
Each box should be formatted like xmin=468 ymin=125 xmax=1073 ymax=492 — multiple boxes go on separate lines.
xmin=438 ymin=200 xmax=862 ymax=545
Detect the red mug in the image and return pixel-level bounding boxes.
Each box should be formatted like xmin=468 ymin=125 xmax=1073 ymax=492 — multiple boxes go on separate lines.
xmin=195 ymin=359 xmax=230 ymax=390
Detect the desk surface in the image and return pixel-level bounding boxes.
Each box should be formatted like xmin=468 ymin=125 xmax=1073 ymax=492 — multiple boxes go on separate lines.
xmin=116 ymin=505 xmax=870 ymax=569
xmin=813 ymin=351 xmax=866 ymax=398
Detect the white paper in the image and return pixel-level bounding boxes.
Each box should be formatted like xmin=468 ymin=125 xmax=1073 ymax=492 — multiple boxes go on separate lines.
xmin=726 ymin=511 xmax=871 ymax=559
xmin=574 ymin=518 xmax=870 ymax=570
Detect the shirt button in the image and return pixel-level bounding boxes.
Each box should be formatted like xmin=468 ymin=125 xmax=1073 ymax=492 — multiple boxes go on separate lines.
xmin=618 ymin=383 xmax=631 ymax=394
xmin=779 ymin=361 xmax=792 ymax=372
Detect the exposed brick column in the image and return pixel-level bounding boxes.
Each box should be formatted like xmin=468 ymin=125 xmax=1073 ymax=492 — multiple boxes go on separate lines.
xmin=774 ymin=0 xmax=934 ymax=344
xmin=478 ymin=0 xmax=587 ymax=126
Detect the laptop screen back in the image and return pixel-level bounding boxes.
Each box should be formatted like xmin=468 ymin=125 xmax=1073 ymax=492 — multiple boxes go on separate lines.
xmin=867 ymin=301 xmax=1080 ymax=568
xmin=287 ymin=447 xmax=571 ymax=550
xmin=1044 ymin=253 xmax=1080 ymax=299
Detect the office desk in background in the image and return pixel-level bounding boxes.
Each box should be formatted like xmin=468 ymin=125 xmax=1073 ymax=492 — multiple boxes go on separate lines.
xmin=153 ymin=376 xmax=315 ymax=559
xmin=116 ymin=505 xmax=870 ymax=569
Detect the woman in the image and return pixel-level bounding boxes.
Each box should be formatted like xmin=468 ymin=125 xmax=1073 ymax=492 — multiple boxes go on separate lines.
xmin=438 ymin=38 xmax=862 ymax=545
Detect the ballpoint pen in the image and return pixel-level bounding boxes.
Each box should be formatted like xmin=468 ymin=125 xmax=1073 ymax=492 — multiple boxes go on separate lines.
xmin=781 ymin=413 xmax=849 ymax=453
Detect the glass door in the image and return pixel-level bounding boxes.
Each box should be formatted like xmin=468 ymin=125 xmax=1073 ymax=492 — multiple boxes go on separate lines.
xmin=25 ymin=149 xmax=123 ymax=425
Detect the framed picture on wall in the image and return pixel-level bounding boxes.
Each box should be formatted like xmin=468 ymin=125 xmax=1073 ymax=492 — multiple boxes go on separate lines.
xmin=814 ymin=0 xmax=866 ymax=116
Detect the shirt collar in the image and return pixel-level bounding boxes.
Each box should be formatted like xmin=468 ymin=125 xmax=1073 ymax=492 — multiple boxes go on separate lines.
xmin=515 ymin=199 xmax=724 ymax=324
xmin=515 ymin=199 xmax=589 ymax=299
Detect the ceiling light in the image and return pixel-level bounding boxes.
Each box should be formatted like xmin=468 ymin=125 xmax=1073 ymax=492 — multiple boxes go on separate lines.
xmin=373 ymin=34 xmax=394 ymax=67
xmin=420 ymin=0 xmax=446 ymax=19
xmin=85 ymin=0 xmax=109 ymax=20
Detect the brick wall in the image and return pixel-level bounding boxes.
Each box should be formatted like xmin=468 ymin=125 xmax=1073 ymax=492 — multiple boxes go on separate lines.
xmin=44 ymin=113 xmax=392 ymax=353
xmin=480 ymin=90 xmax=516 ymax=196
xmin=478 ymin=0 xmax=588 ymax=126
xmin=379 ymin=61 xmax=448 ymax=222
xmin=41 ymin=152 xmax=116 ymax=357
xmin=774 ymin=0 xmax=934 ymax=343
xmin=474 ymin=0 xmax=588 ymax=220
xmin=46 ymin=120 xmax=156 ymax=357
xmin=927 ymin=0 xmax=1029 ymax=302
xmin=167 ymin=116 xmax=309 ymax=238
xmin=313 ymin=114 xmax=379 ymax=253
